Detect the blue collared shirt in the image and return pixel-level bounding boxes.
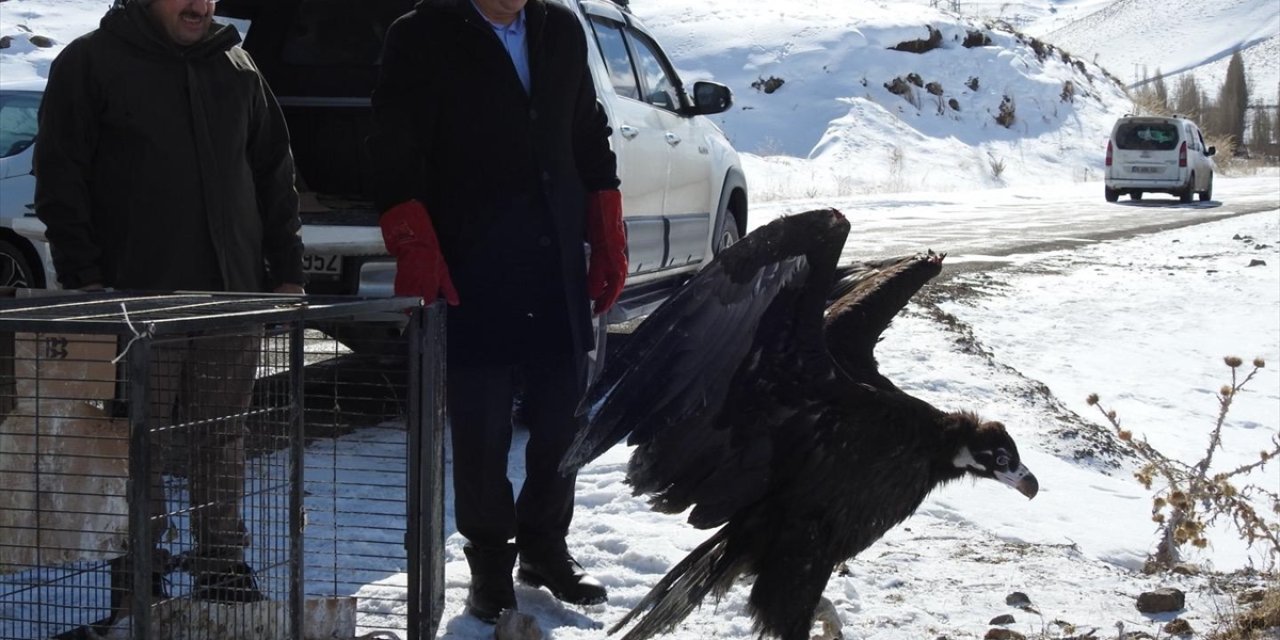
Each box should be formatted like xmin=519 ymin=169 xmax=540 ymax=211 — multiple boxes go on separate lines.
xmin=470 ymin=0 xmax=531 ymax=94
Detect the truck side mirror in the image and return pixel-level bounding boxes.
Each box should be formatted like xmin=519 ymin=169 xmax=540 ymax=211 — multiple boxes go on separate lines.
xmin=688 ymin=81 xmax=733 ymax=116
xmin=1205 ymin=145 xmax=1216 ymax=157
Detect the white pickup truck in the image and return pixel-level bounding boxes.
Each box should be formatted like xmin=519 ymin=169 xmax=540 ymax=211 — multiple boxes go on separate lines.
xmin=0 ymin=0 xmax=748 ymax=354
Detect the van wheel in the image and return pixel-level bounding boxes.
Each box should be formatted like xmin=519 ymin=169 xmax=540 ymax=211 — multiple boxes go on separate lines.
xmin=0 ymin=239 xmax=35 ymax=289
xmin=1104 ymin=187 xmax=1119 ymax=202
xmin=1130 ymin=191 xmax=1143 ymax=201
xmin=1179 ymin=175 xmax=1194 ymax=203
xmin=1198 ymin=174 xmax=1213 ymax=202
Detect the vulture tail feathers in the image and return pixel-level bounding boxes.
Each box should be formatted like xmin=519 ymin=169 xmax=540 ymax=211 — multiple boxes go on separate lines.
xmin=613 ymin=525 xmax=748 ymax=640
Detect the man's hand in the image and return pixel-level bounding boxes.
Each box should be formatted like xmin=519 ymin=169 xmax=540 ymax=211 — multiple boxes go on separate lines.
xmin=586 ymin=189 xmax=627 ymax=315
xmin=379 ymin=200 xmax=459 ymax=305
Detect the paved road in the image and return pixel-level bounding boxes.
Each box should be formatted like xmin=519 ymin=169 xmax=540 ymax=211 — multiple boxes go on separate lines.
xmin=750 ymin=175 xmax=1280 ymax=265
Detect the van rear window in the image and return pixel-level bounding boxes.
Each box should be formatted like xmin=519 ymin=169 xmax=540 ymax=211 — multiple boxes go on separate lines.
xmin=1114 ymin=122 xmax=1180 ymax=151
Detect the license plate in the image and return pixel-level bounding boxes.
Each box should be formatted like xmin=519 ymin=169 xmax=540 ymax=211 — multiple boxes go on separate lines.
xmin=1130 ymin=166 xmax=1160 ymax=174
xmin=302 ymin=253 xmax=341 ymax=275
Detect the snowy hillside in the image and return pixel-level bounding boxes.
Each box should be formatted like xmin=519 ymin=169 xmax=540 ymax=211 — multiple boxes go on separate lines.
xmin=1031 ymin=0 xmax=1279 ymax=97
xmin=885 ymin=0 xmax=1280 ymax=102
xmin=628 ymin=0 xmax=1131 ymax=199
xmin=6 ymin=0 xmax=1271 ymax=201
xmin=0 ymin=0 xmax=1135 ymax=199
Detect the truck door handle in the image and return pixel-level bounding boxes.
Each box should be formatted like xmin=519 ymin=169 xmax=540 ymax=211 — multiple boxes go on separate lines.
xmin=619 ymin=125 xmax=639 ymax=139
xmin=665 ymin=132 xmax=682 ymax=145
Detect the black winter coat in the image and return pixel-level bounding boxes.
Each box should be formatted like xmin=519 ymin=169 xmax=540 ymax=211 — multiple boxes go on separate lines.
xmin=34 ymin=2 xmax=303 ymax=292
xmin=369 ymin=0 xmax=620 ymax=366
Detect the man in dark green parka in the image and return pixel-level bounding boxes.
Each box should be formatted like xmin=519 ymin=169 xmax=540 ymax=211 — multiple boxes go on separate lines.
xmin=35 ymin=0 xmax=304 ymax=293
xmin=34 ymin=0 xmax=305 ymax=609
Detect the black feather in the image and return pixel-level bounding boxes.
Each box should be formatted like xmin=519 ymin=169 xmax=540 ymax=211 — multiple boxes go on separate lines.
xmin=561 ymin=210 xmax=1037 ymax=640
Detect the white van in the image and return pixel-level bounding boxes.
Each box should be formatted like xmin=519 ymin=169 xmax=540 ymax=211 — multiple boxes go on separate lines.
xmin=1104 ymin=115 xmax=1216 ymax=203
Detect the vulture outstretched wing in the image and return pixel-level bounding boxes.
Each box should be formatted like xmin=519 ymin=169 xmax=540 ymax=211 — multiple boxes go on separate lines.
xmin=824 ymin=251 xmax=944 ymax=382
xmin=558 ymin=220 xmax=1039 ymax=640
xmin=560 ymin=209 xmax=850 ymax=523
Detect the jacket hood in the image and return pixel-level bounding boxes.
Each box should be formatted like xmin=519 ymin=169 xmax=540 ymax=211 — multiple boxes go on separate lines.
xmin=101 ymin=0 xmax=241 ymax=58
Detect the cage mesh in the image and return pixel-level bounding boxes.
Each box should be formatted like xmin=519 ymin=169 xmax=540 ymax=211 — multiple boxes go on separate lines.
xmin=0 ymin=292 xmax=443 ymax=640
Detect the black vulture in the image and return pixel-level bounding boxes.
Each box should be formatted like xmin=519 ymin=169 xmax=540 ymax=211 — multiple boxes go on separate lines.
xmin=559 ymin=209 xmax=1039 ymax=640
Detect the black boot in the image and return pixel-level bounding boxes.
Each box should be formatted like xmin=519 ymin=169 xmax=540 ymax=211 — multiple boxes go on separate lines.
xmin=463 ymin=542 xmax=517 ymax=623
xmin=517 ymin=546 xmax=607 ymax=606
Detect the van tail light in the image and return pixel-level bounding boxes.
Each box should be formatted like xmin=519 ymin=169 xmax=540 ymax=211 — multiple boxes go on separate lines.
xmin=1179 ymin=141 xmax=1187 ymax=167
xmin=1105 ymin=140 xmax=1113 ymax=167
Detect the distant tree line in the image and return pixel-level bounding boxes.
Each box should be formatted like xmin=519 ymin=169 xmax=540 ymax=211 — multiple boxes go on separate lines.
xmin=1134 ymin=51 xmax=1280 ymax=161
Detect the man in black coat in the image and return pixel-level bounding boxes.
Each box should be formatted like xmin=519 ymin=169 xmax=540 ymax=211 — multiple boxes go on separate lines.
xmin=368 ymin=0 xmax=625 ymax=623
xmin=35 ymin=0 xmax=304 ymax=608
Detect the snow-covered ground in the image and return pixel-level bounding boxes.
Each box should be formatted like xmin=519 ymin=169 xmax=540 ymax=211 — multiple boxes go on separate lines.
xmin=422 ymin=177 xmax=1280 ymax=640
xmin=1 ymin=0 xmax=1277 ymax=638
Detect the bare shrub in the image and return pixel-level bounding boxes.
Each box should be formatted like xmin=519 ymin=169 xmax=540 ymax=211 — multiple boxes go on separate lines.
xmin=1060 ymin=80 xmax=1075 ymax=103
xmin=995 ymin=95 xmax=1016 ymax=127
xmin=1088 ymin=356 xmax=1280 ymax=573
xmin=1204 ymin=133 xmax=1257 ymax=175
xmin=1028 ymin=36 xmax=1050 ymax=61
xmin=834 ymin=174 xmax=857 ymax=197
xmin=1131 ymin=86 xmax=1173 ymax=117
xmin=987 ymin=152 xmax=1006 ymax=179
xmin=885 ymin=77 xmax=921 ymax=109
xmin=962 ymin=30 xmax=990 ymax=48
xmin=886 ymin=145 xmax=906 ymax=192
xmin=751 ymin=76 xmax=785 ymax=94
xmin=889 ymin=25 xmax=942 ymax=53
xmin=1207 ymin=586 xmax=1280 ymax=639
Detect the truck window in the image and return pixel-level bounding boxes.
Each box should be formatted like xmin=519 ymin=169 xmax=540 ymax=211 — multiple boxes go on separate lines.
xmin=589 ymin=17 xmax=640 ymax=101
xmin=0 ymin=91 xmax=40 ymax=159
xmin=627 ymin=30 xmax=680 ymax=112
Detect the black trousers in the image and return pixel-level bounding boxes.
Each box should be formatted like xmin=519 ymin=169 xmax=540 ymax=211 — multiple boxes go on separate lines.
xmin=447 ymin=352 xmax=587 ymax=555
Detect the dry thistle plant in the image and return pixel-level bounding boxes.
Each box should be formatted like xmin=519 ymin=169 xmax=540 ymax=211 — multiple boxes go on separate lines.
xmin=1088 ymin=356 xmax=1280 ymax=573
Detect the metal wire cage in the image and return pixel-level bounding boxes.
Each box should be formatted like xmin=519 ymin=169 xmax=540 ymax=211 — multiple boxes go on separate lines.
xmin=0 ymin=292 xmax=444 ymax=640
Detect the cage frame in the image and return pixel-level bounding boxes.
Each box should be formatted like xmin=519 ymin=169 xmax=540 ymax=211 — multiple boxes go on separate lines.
xmin=0 ymin=291 xmax=445 ymax=640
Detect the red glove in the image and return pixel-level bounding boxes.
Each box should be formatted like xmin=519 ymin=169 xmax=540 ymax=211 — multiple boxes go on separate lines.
xmin=586 ymin=189 xmax=627 ymax=315
xmin=379 ymin=200 xmax=459 ymax=305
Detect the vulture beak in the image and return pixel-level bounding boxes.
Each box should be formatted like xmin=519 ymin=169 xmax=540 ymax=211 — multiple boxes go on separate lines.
xmin=995 ymin=465 xmax=1039 ymax=499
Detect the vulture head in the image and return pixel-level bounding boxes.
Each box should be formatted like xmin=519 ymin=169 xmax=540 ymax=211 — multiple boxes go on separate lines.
xmin=945 ymin=412 xmax=1039 ymax=499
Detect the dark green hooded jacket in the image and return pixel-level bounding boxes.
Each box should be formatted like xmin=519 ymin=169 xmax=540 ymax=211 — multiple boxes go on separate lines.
xmin=34 ymin=0 xmax=303 ymax=292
